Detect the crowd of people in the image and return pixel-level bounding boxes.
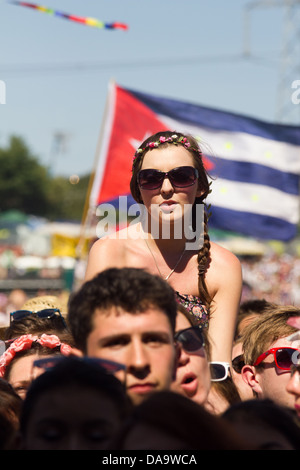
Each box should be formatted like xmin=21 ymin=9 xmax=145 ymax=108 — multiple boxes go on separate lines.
xmin=241 ymin=252 xmax=300 ymax=305
xmin=0 ymin=269 xmax=299 ymax=451
xmin=0 ymin=130 xmax=300 ymax=451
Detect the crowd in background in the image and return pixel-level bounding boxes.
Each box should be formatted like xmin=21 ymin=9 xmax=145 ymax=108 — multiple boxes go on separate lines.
xmin=1 ymin=251 xmax=300 ymax=326
xmin=241 ymin=253 xmax=300 ymax=305
xmin=0 ymin=263 xmax=299 ymax=451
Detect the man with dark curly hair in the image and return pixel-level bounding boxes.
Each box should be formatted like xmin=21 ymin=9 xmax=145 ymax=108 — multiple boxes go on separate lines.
xmin=67 ymin=267 xmax=179 ymax=405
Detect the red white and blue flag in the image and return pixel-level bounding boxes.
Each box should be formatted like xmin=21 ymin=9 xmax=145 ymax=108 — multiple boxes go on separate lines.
xmin=90 ymin=82 xmax=300 ymax=241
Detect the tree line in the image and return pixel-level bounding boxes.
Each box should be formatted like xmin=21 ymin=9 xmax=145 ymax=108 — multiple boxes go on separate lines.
xmin=0 ymin=136 xmax=90 ymax=221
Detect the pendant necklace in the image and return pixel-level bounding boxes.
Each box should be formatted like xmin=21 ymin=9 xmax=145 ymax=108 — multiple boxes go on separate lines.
xmin=144 ymin=238 xmax=186 ymax=281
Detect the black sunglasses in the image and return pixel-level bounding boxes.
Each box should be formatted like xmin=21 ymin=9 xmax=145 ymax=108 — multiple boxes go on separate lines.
xmin=10 ymin=308 xmax=67 ymax=327
xmin=138 ymin=166 xmax=199 ymax=190
xmin=174 ymin=326 xmax=205 ymax=353
xmin=232 ymin=354 xmax=245 ymax=374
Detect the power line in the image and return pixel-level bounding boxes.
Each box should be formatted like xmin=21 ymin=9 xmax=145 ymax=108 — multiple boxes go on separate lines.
xmin=0 ymin=53 xmax=279 ymax=78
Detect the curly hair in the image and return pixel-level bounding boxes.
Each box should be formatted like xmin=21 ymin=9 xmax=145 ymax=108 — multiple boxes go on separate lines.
xmin=67 ymin=267 xmax=178 ymax=353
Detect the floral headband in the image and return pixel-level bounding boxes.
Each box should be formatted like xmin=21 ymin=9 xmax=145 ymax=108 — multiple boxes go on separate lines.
xmin=0 ymin=333 xmax=73 ymax=378
xmin=132 ymin=134 xmax=202 ymax=165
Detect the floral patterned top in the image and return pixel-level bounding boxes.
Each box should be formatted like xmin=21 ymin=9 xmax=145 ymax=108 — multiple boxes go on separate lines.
xmin=175 ymin=292 xmax=209 ymax=328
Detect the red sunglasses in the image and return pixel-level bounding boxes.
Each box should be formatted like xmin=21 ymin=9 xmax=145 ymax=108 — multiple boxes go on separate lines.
xmin=253 ymin=347 xmax=300 ymax=370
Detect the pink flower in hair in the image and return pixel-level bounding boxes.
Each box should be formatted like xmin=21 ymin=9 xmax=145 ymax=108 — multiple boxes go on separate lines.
xmin=60 ymin=343 xmax=73 ymax=355
xmin=0 ymin=334 xmax=37 ymax=377
xmin=38 ymin=334 xmax=62 ymax=349
xmin=33 ymin=334 xmax=73 ymax=355
xmin=132 ymin=133 xmax=202 ymax=170
xmin=7 ymin=334 xmax=37 ymax=356
xmin=0 ymin=333 xmax=73 ymax=378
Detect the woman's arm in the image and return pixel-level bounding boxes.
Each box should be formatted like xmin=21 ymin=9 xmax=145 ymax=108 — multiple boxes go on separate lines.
xmin=207 ymin=243 xmax=242 ymax=364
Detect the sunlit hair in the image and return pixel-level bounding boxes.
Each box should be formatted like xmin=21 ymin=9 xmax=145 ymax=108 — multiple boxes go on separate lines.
xmin=241 ymin=305 xmax=300 ymax=366
xmin=130 ymin=130 xmax=212 ymax=309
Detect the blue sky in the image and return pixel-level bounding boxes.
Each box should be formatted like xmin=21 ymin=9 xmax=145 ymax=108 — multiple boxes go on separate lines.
xmin=0 ymin=0 xmax=298 ymax=177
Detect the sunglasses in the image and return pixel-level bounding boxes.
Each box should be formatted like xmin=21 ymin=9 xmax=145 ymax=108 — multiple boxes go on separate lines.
xmin=10 ymin=308 xmax=67 ymax=327
xmin=174 ymin=326 xmax=205 ymax=353
xmin=210 ymin=362 xmax=231 ymax=382
xmin=253 ymin=347 xmax=300 ymax=370
xmin=138 ymin=166 xmax=199 ymax=190
xmin=232 ymin=354 xmax=245 ymax=374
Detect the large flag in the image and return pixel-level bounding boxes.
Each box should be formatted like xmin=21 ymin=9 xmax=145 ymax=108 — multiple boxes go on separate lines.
xmin=89 ymin=82 xmax=300 ymax=241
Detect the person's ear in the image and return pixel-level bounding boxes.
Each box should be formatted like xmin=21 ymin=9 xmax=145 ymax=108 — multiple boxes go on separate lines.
xmin=196 ymin=187 xmax=206 ymax=199
xmin=241 ymin=364 xmax=263 ymax=395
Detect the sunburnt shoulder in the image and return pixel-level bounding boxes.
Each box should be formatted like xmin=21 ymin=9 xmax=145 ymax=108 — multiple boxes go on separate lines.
xmin=84 ymin=224 xmax=147 ymax=280
xmin=206 ymin=241 xmax=242 ymax=299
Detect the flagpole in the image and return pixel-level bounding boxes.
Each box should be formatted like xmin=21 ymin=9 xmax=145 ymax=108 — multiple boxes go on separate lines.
xmin=76 ymin=79 xmax=115 ymax=262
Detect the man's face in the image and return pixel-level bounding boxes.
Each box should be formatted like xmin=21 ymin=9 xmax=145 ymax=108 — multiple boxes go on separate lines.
xmin=86 ymin=306 xmax=176 ymax=405
xmin=245 ymin=337 xmax=300 ymax=409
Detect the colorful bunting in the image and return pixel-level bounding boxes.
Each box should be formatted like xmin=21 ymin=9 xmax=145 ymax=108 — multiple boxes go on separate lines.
xmin=9 ymin=1 xmax=128 ymax=30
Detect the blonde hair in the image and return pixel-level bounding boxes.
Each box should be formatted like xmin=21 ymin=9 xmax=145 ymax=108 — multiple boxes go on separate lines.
xmin=241 ymin=305 xmax=300 ymax=366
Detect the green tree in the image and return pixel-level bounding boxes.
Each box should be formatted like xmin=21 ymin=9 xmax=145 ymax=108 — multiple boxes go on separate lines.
xmin=0 ymin=136 xmax=52 ymax=216
xmin=0 ymin=135 xmax=91 ymax=221
xmin=47 ymin=174 xmax=90 ymax=221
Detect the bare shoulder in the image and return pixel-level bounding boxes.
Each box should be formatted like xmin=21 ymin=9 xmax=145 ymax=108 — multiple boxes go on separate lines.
xmin=89 ymin=223 xmax=140 ymax=254
xmin=207 ymin=241 xmax=242 ymax=295
xmin=89 ymin=235 xmax=127 ymax=257
xmin=84 ymin=235 xmax=127 ymax=280
xmin=85 ymin=223 xmax=144 ymax=281
xmin=210 ymin=241 xmax=241 ymax=270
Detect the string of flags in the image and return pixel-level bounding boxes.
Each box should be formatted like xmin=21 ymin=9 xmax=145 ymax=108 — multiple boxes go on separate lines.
xmin=8 ymin=1 xmax=129 ymax=30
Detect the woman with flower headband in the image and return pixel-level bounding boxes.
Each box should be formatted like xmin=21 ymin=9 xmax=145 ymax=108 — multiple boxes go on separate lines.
xmin=0 ymin=334 xmax=73 ymax=399
xmin=85 ymin=130 xmax=242 ymax=367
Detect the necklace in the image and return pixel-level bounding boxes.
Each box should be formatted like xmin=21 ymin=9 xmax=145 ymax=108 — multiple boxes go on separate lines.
xmin=144 ymin=238 xmax=186 ymax=281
